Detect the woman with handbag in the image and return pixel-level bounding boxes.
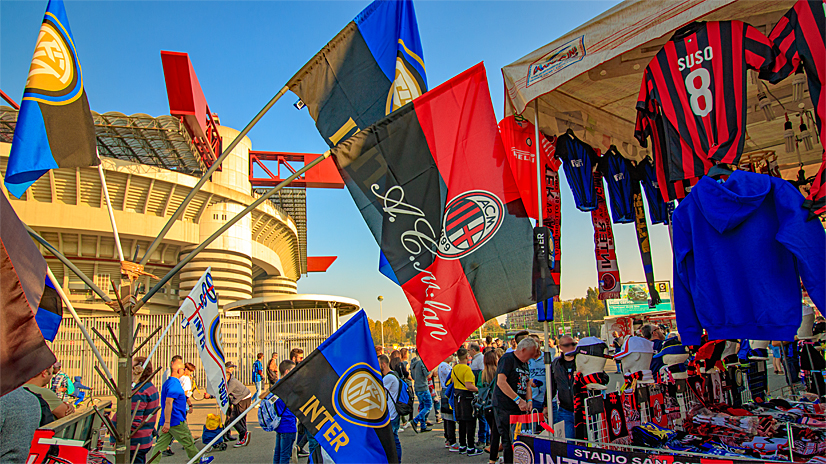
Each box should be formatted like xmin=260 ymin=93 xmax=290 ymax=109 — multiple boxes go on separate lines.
xmin=478 ymin=351 xmax=501 ymax=464
xmin=450 ymin=348 xmax=481 ymax=456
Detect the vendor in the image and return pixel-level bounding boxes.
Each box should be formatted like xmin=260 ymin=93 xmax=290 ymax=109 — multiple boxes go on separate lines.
xmin=550 ymin=335 xmax=577 ymax=438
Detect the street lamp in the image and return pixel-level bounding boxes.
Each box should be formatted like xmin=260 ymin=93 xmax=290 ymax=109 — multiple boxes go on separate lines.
xmin=377 ymin=295 xmax=385 ymax=348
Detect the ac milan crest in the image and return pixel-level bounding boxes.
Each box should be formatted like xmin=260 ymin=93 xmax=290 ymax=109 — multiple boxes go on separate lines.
xmin=438 ymin=190 xmax=504 ymax=259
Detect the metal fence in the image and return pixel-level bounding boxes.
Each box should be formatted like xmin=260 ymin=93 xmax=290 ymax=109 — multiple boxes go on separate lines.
xmin=51 ymin=308 xmax=338 ymax=397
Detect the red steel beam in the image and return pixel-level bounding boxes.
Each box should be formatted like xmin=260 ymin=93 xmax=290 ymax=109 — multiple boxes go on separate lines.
xmin=249 ymin=151 xmax=344 ymax=189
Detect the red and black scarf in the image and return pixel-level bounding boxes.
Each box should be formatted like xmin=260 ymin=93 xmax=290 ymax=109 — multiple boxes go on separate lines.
xmin=543 ymin=136 xmax=562 ymax=300
xmin=573 ymin=371 xmax=609 ymax=439
xmin=591 ymin=171 xmax=621 ymax=299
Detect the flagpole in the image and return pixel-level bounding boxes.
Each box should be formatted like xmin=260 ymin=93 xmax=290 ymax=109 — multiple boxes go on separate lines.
xmin=140 ymin=307 xmax=182 ymax=369
xmin=139 ymin=85 xmax=290 ymax=266
xmin=132 ymin=149 xmax=330 ymax=313
xmin=533 ymin=99 xmax=555 ymax=432
xmin=46 ymin=266 xmax=116 ymax=386
xmin=98 ymin=162 xmax=125 ymax=263
xmin=183 ymin=397 xmax=263 ymax=464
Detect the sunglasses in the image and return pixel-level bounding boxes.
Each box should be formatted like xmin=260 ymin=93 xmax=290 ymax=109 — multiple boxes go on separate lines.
xmin=560 ymin=343 xmax=576 ymax=348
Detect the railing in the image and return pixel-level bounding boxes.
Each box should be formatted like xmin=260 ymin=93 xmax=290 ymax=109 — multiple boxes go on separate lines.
xmin=41 ymin=400 xmax=112 ymax=450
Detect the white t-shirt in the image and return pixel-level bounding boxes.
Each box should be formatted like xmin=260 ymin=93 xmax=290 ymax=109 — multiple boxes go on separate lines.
xmin=470 ymin=353 xmax=484 ymax=371
xmin=179 ymin=375 xmax=192 ymax=397
xmin=383 ymin=373 xmax=399 ymax=420
xmin=437 ymin=362 xmax=452 ymax=389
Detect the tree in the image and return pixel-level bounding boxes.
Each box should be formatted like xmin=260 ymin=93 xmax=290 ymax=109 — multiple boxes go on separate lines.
xmin=383 ymin=317 xmax=402 ymax=345
xmin=405 ymin=315 xmax=417 ymax=345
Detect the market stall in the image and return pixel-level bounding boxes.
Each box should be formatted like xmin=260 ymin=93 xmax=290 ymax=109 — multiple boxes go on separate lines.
xmin=500 ymin=0 xmax=826 ymax=461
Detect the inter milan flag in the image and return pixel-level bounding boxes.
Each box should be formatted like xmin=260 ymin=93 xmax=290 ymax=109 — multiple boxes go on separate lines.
xmin=273 ymin=310 xmax=397 ymax=463
xmin=0 ymin=194 xmax=56 ymax=396
xmin=35 ymin=278 xmax=63 ymax=342
xmin=330 ymin=64 xmax=533 ymax=368
xmin=4 ymin=0 xmax=98 ymax=198
xmin=288 ymin=0 xmax=427 ymax=148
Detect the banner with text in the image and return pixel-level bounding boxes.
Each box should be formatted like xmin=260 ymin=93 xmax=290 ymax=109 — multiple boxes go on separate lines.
xmin=605 ymin=282 xmax=672 ymax=316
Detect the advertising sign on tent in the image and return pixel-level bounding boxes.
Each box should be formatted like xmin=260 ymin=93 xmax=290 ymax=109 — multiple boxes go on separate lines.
xmin=605 ymin=281 xmax=671 ymax=316
xmin=180 ymin=267 xmax=230 ymax=414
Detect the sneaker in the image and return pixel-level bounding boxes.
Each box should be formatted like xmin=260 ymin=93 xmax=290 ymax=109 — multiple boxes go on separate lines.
xmin=467 ymin=448 xmax=483 ymax=457
xmin=420 ymin=426 xmax=432 ymax=432
xmin=436 ymin=418 xmax=442 ymax=424
xmin=475 ymin=441 xmax=485 ymax=449
xmin=409 ymin=423 xmax=419 ymax=434
xmin=445 ymin=440 xmax=452 ymax=448
xmin=233 ymin=432 xmax=251 ymax=447
xmin=449 ymin=444 xmax=461 ymax=452
xmin=426 ymin=421 xmax=433 ymax=426
xmin=296 ymin=449 xmax=310 ymax=458
xmin=199 ymin=456 xmax=215 ymax=464
xmin=224 ymin=434 xmax=237 ymax=442
xmin=458 ymin=446 xmax=467 ymax=454
xmin=161 ymin=449 xmax=174 ymax=457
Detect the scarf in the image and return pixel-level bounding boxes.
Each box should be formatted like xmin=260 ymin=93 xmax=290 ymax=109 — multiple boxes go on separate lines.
xmin=621 ymin=370 xmax=652 ymax=392
xmin=632 ymin=184 xmax=660 ymax=306
xmin=572 ymin=371 xmax=609 ymax=440
xmin=543 ymin=139 xmax=562 ymax=300
xmin=591 ymin=170 xmax=621 ymax=299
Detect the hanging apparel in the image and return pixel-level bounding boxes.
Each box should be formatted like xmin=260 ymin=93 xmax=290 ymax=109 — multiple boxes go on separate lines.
xmin=556 ymin=132 xmax=599 ymax=211
xmin=636 ymin=157 xmax=669 ymax=225
xmin=498 ymin=115 xmax=557 ymax=219
xmin=572 ymin=372 xmax=609 ymax=440
xmin=598 ymin=147 xmax=636 ymax=223
xmin=631 ymin=182 xmax=660 ymax=306
xmin=603 ymin=392 xmax=629 ymax=441
xmin=621 ymin=370 xmax=652 ymax=391
xmin=672 ymin=170 xmax=826 ymax=346
xmin=762 ymin=1 xmax=826 ymax=219
xmin=634 ymin=109 xmax=702 ymax=201
xmin=590 ymin=171 xmax=621 ymax=299
xmin=636 ymin=21 xmax=781 ymax=180
xmin=543 ymin=150 xmax=562 ymax=298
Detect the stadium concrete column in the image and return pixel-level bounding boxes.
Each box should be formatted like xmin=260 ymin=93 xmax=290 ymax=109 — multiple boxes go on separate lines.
xmin=178 ymin=126 xmax=253 ymax=311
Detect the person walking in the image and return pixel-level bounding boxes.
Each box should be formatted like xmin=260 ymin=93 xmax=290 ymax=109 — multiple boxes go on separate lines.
xmin=492 ymin=337 xmax=539 ymax=464
xmin=151 ymin=357 xmax=201 ymax=462
xmin=50 ymin=362 xmax=74 ymax=402
xmin=266 ymin=352 xmax=279 ymax=388
xmin=379 ymin=354 xmax=402 ymax=461
xmin=479 ymin=351 xmax=500 ymax=464
xmin=225 ymin=361 xmax=252 ymax=447
xmin=125 ymin=356 xmax=160 ymax=464
xmin=253 ymin=353 xmax=265 ymax=407
xmin=550 ymin=335 xmax=577 ymax=439
xmin=450 ymin=348 xmax=481 ymax=456
xmin=271 ymin=360 xmax=298 ymax=464
xmin=438 ymin=355 xmax=456 ymax=448
xmin=409 ymin=354 xmax=432 ymax=432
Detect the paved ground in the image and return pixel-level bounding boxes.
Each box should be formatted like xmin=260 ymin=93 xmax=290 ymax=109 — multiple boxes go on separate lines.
xmin=152 ymin=368 xmax=792 ymax=464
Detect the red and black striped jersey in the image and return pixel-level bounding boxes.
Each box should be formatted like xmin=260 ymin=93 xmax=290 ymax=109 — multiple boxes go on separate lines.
xmin=636 ymin=21 xmax=781 ymax=180
xmin=761 ymin=0 xmax=825 ymax=149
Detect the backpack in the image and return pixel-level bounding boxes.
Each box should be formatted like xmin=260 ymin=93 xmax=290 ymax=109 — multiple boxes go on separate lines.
xmin=258 ymin=393 xmax=282 ymax=432
xmin=472 ymin=378 xmax=494 ymax=419
xmin=386 ymin=372 xmax=414 ymax=416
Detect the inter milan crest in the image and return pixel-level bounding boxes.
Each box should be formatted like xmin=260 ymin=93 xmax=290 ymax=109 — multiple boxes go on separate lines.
xmin=438 ymin=190 xmax=504 ymax=259
xmin=387 ymin=53 xmax=426 ymax=113
xmin=333 ymin=363 xmax=388 ymax=428
xmin=24 ymin=11 xmax=84 ymax=105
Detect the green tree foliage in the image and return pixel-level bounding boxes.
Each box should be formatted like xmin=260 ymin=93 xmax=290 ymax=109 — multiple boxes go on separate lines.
xmin=405 ymin=315 xmax=417 ymax=344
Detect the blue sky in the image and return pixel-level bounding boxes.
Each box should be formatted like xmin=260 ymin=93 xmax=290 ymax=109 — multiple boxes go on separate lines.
xmin=1 ymin=0 xmax=674 ymax=324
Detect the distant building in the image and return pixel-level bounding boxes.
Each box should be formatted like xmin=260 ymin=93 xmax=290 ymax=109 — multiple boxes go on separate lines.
xmin=507 ymin=305 xmax=537 ymax=329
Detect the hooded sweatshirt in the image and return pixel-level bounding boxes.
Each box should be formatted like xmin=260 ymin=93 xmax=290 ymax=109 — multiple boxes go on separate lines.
xmin=672 ymin=170 xmax=825 ymax=346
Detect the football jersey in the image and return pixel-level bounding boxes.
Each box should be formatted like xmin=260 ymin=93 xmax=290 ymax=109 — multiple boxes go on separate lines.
xmin=555 ymin=132 xmax=599 ymax=211
xmin=635 ymin=109 xmax=700 ymax=202
xmin=637 ymin=21 xmax=780 ymax=180
xmin=598 ymin=147 xmax=636 ymax=224
xmin=498 ymin=116 xmax=557 ymax=220
xmin=635 ymin=157 xmax=669 ymax=225
xmin=761 ymin=0 xmax=825 ymax=149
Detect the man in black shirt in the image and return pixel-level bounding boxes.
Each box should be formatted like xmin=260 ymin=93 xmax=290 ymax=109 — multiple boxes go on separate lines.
xmin=492 ymin=337 xmax=539 ymax=464
xmin=550 ymin=335 xmax=577 ymax=439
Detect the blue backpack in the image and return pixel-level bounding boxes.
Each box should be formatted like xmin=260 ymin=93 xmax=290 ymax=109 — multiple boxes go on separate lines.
xmin=258 ymin=393 xmax=283 ymax=432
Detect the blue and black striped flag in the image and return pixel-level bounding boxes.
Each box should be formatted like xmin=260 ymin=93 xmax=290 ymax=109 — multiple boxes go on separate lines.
xmin=4 ymin=0 xmax=98 ymax=199
xmin=273 ymin=310 xmax=397 ymax=463
xmin=287 ymin=0 xmax=427 ymax=148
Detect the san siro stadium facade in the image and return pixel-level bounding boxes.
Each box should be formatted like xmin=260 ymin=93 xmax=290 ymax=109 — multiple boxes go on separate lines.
xmin=0 ymin=105 xmax=358 ymax=392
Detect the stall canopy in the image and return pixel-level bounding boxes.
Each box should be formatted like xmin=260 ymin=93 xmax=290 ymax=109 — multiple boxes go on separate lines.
xmin=503 ymin=0 xmax=821 ymax=174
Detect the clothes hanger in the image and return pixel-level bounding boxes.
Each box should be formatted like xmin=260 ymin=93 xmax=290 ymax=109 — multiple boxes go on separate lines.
xmin=707 ymin=162 xmax=734 ymax=180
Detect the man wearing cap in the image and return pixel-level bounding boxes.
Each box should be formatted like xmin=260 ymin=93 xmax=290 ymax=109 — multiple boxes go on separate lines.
xmin=225 ymin=361 xmax=252 ymax=447
xmin=549 ymin=335 xmax=577 ymax=439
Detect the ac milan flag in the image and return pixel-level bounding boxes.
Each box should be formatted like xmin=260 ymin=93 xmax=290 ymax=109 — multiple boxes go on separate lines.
xmin=330 ymin=64 xmax=533 ymax=368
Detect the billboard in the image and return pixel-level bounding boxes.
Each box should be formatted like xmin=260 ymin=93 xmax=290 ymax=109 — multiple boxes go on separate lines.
xmin=605 ymin=281 xmax=671 ymax=316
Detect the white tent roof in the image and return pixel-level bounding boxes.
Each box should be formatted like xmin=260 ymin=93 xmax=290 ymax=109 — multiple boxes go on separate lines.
xmin=502 ymin=0 xmax=821 ymax=173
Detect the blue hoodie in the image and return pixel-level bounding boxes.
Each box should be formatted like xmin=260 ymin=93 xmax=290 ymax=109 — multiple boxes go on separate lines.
xmin=672 ymin=171 xmax=825 ymax=346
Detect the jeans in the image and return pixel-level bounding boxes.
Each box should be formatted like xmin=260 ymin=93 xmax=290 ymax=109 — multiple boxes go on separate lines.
xmin=308 ymin=434 xmax=319 ymax=455
xmin=414 ymin=391 xmax=432 ymax=428
xmin=477 ymin=414 xmax=489 ymax=444
xmin=433 ymin=396 xmax=441 ymax=418
xmin=273 ymin=432 xmax=296 ymax=464
xmin=151 ymin=422 xmax=199 ymax=460
xmin=255 ymin=380 xmax=263 ymax=399
xmin=556 ymin=407 xmax=575 ymax=439
xmin=390 ymin=416 xmax=402 ymax=462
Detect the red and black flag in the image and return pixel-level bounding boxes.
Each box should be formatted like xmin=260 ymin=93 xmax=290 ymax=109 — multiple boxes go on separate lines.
xmin=0 ymin=194 xmax=57 ymax=396
xmin=330 ymin=64 xmax=533 ymax=368
xmin=288 ymin=0 xmax=427 ymax=148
